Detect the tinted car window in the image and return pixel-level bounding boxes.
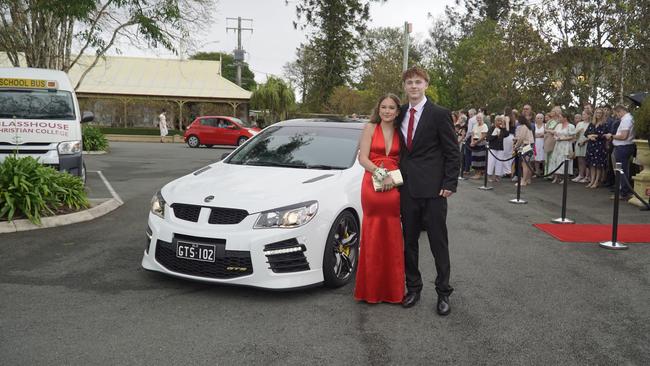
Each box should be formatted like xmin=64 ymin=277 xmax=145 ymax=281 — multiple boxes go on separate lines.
xmin=200 ymin=118 xmax=217 ymax=127
xmin=226 ymin=126 xmax=361 ymax=169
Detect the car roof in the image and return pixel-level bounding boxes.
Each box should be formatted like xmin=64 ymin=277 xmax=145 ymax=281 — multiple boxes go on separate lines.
xmin=273 ymin=118 xmax=365 ymax=129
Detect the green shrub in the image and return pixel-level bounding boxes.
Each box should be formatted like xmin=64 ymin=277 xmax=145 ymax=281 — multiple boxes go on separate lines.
xmin=99 ymin=127 xmax=182 ymax=136
xmin=634 ymin=101 xmax=650 ymax=140
xmin=0 ymin=156 xmax=89 ymax=224
xmin=82 ymin=125 xmax=109 ymax=151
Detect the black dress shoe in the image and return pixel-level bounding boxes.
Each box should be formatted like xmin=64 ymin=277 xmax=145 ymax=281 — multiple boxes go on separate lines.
xmin=401 ymin=292 xmax=420 ymax=308
xmin=437 ymin=295 xmax=451 ymax=316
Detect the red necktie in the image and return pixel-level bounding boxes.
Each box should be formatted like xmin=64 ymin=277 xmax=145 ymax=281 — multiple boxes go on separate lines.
xmin=407 ymin=107 xmax=416 ymax=151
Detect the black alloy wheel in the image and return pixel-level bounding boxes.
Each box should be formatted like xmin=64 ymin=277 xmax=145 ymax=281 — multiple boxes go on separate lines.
xmin=323 ymin=210 xmax=359 ymax=288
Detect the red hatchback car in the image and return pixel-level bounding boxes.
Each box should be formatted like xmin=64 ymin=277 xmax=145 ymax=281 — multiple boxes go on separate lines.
xmin=184 ymin=116 xmax=260 ymax=148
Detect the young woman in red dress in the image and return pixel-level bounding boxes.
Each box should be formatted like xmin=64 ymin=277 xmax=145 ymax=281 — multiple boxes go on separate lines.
xmin=354 ymin=94 xmax=405 ymax=304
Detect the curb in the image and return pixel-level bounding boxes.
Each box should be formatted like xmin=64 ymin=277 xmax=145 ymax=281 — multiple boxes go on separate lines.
xmin=0 ymin=171 xmax=123 ymax=234
xmin=105 ymin=134 xmax=183 ymax=143
xmin=0 ymin=198 xmax=123 ymax=234
xmin=83 ymin=150 xmax=109 ymax=155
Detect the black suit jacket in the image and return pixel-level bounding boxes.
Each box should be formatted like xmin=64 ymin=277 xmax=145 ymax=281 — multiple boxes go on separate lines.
xmin=396 ymin=100 xmax=460 ymax=198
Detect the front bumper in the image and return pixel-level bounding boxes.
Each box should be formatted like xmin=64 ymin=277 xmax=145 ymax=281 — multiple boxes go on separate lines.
xmin=141 ymin=209 xmax=329 ymax=289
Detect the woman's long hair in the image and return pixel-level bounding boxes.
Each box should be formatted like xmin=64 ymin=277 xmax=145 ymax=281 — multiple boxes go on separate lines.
xmin=369 ymin=93 xmax=401 ymax=124
xmin=593 ymin=108 xmax=606 ymax=125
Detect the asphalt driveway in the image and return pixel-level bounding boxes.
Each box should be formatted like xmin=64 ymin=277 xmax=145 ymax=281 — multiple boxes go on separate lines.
xmin=1 ymin=141 xmax=648 ymax=365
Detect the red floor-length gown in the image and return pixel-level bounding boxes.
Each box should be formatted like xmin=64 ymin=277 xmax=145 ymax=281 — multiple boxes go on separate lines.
xmin=354 ymin=125 xmax=405 ymax=303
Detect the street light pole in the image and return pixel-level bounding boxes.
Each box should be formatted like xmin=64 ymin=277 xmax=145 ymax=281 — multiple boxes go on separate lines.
xmin=402 ymin=22 xmax=411 ymax=72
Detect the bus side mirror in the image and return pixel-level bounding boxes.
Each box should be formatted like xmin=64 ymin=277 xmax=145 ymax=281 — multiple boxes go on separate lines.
xmin=81 ymin=111 xmax=94 ymax=123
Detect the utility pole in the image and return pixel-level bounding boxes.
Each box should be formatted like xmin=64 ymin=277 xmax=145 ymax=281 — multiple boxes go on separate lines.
xmin=402 ymin=21 xmax=412 ymax=72
xmin=226 ymin=17 xmax=253 ymax=87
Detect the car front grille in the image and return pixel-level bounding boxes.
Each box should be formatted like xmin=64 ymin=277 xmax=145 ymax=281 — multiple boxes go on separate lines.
xmin=208 ymin=207 xmax=249 ymax=224
xmin=171 ymin=204 xmax=201 ymax=222
xmin=155 ymin=236 xmax=253 ymax=279
xmin=264 ymin=239 xmax=310 ymax=273
xmin=171 ymin=204 xmax=248 ymax=224
xmin=0 ymin=142 xmax=52 ymax=155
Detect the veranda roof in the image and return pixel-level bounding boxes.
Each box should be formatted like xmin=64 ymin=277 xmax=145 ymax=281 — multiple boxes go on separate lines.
xmin=0 ymin=53 xmax=251 ymax=101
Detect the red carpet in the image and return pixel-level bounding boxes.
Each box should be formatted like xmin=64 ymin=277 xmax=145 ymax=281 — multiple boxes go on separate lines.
xmin=533 ymin=224 xmax=650 ymax=243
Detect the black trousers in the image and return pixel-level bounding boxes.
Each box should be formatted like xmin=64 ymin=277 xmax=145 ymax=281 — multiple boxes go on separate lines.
xmin=400 ymin=183 xmax=453 ymax=296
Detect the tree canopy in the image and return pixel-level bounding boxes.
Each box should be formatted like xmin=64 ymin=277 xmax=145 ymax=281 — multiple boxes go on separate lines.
xmin=190 ymin=52 xmax=257 ymax=91
xmin=250 ymin=76 xmax=295 ymax=124
xmin=0 ymin=0 xmax=213 ymax=88
xmin=292 ymin=0 xmax=381 ymax=111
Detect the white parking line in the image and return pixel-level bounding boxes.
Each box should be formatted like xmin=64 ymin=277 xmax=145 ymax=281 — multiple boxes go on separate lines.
xmin=91 ymin=170 xmax=124 ymax=205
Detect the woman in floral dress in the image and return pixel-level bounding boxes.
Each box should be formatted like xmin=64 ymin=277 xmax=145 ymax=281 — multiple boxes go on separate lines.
xmin=584 ymin=108 xmax=608 ymax=189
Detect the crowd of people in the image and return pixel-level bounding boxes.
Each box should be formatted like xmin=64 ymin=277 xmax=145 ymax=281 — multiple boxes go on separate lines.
xmin=453 ymin=103 xmax=638 ymax=201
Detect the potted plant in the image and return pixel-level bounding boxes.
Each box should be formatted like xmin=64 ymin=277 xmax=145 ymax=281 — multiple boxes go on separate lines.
xmin=630 ymin=100 xmax=650 ymax=207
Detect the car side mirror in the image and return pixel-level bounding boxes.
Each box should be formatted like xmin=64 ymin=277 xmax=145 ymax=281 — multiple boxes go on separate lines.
xmin=220 ymin=152 xmax=230 ymax=160
xmin=81 ymin=111 xmax=94 ymax=123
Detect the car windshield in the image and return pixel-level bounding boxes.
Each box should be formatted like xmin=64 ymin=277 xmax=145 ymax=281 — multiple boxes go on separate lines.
xmin=226 ymin=125 xmax=362 ymax=169
xmin=231 ymin=117 xmax=252 ymax=128
xmin=0 ymin=89 xmax=75 ymax=120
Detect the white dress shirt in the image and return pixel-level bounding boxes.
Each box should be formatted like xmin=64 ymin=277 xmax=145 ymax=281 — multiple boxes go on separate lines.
xmin=613 ymin=112 xmax=635 ymax=146
xmin=400 ymin=98 xmax=427 ymax=143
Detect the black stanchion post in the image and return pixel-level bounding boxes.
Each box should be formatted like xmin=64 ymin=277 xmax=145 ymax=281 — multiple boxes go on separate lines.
xmin=509 ymin=153 xmax=527 ymax=204
xmin=552 ymin=159 xmax=575 ymax=224
xmin=458 ymin=142 xmax=466 ymax=180
xmin=478 ymin=144 xmax=493 ymax=190
xmin=600 ymin=162 xmax=628 ymax=250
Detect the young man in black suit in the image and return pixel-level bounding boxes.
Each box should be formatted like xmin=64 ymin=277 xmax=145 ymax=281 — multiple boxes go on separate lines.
xmin=396 ymin=66 xmax=461 ymax=315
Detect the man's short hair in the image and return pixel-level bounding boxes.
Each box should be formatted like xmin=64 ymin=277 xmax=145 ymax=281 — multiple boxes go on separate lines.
xmin=614 ymin=104 xmax=628 ymax=112
xmin=402 ymin=66 xmax=430 ymax=83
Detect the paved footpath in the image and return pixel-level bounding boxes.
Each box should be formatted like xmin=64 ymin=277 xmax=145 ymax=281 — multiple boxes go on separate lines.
xmin=1 ymin=142 xmax=648 ymax=365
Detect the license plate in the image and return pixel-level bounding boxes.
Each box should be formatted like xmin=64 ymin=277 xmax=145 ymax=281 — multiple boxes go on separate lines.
xmin=176 ymin=241 xmax=216 ymax=262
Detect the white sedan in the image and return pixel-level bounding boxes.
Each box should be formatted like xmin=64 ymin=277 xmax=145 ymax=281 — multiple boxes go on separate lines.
xmin=142 ymin=119 xmax=364 ymax=289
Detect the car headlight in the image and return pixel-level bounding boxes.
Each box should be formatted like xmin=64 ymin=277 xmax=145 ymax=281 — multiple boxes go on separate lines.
xmin=254 ymin=201 xmax=318 ymax=229
xmin=57 ymin=140 xmax=81 ymax=155
xmin=150 ymin=191 xmax=166 ymax=219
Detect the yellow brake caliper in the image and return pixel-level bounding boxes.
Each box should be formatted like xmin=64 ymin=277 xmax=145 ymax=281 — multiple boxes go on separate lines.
xmin=338 ymin=228 xmax=351 ymax=256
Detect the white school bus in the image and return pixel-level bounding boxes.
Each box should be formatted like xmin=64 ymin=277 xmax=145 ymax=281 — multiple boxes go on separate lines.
xmin=0 ymin=67 xmax=94 ymax=181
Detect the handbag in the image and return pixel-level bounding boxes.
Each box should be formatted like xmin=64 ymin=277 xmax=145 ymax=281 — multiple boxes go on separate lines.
xmin=518 ymin=144 xmax=533 ymax=155
xmin=373 ymin=169 xmax=403 ymax=191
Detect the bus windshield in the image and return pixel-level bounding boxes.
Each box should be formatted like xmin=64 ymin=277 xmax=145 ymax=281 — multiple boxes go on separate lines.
xmin=0 ymin=89 xmax=76 ymax=120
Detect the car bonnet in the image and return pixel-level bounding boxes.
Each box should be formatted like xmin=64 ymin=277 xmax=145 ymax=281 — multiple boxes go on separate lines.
xmin=162 ymin=162 xmax=344 ymax=213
